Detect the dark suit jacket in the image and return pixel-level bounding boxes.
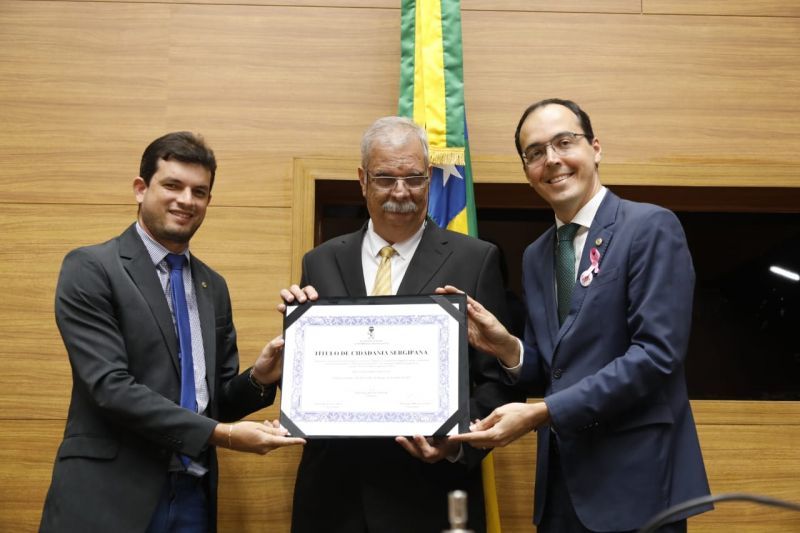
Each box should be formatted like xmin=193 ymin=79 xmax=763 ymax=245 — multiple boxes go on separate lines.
xmin=40 ymin=224 xmax=275 ymax=533
xmin=518 ymin=191 xmax=711 ymax=531
xmin=290 ymin=222 xmax=523 ymax=533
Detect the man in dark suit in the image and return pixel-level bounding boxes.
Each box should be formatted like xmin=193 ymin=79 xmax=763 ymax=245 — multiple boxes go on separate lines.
xmin=40 ymin=132 xmax=305 ymax=533
xmin=280 ymin=116 xmax=523 ymax=533
xmin=445 ymin=99 xmax=712 ymax=532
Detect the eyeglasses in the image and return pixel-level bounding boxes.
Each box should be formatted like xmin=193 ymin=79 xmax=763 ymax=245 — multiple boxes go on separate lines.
xmin=522 ymin=132 xmax=588 ymax=167
xmin=367 ymin=173 xmax=429 ymax=190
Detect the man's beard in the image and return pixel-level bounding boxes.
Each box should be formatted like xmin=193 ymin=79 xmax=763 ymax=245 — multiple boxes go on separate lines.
xmin=140 ymin=209 xmax=202 ymax=246
xmin=382 ymin=200 xmax=417 ymax=214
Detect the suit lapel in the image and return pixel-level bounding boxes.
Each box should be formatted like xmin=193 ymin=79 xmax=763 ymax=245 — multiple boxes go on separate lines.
xmin=192 ymin=258 xmax=217 ymax=400
xmin=556 ymin=191 xmax=620 ymax=346
xmin=397 ymin=223 xmax=451 ymax=295
xmin=537 ymin=227 xmax=561 ymax=348
xmin=118 ymin=224 xmax=181 ymax=374
xmin=334 ymin=226 xmax=368 ymax=297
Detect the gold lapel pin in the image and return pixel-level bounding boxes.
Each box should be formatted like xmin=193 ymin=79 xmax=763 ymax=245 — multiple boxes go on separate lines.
xmin=201 ymin=281 xmax=208 ymax=289
xmin=595 ymin=238 xmax=603 ymax=246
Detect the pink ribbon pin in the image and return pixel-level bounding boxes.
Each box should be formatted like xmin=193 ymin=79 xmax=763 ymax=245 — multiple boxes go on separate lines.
xmin=580 ymin=248 xmax=602 ymax=287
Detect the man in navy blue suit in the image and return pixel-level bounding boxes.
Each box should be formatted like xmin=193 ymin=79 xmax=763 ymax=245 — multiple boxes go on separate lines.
xmin=444 ymin=99 xmax=711 ymax=532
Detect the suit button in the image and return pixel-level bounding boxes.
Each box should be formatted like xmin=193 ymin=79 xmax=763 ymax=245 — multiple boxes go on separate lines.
xmin=553 ymin=368 xmax=563 ymax=379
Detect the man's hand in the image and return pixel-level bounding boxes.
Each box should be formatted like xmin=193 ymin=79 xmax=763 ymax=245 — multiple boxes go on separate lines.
xmin=277 ymin=284 xmax=319 ymax=313
xmin=435 ymin=285 xmax=521 ymax=367
xmin=251 ymin=335 xmax=285 ymax=385
xmin=395 ymin=435 xmax=459 ymax=464
xmin=449 ymin=402 xmax=550 ymax=449
xmin=211 ymin=420 xmax=306 ymax=455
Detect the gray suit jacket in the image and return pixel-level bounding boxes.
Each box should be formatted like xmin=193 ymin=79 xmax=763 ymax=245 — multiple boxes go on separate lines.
xmin=40 ymin=224 xmax=275 ymax=533
xmin=291 ymin=222 xmax=524 ymax=533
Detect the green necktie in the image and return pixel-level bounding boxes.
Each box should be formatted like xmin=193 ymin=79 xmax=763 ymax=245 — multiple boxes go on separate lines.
xmin=556 ymin=223 xmax=580 ymax=325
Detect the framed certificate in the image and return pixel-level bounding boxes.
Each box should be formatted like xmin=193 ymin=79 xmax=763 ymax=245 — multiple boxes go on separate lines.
xmin=279 ymin=293 xmax=468 ymax=438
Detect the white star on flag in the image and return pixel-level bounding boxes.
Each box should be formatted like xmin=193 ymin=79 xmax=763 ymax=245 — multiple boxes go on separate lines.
xmin=437 ymin=164 xmax=464 ymax=187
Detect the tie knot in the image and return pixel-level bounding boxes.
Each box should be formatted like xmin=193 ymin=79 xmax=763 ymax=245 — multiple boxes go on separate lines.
xmin=379 ymin=246 xmax=396 ymax=260
xmin=557 ymin=223 xmax=580 ymax=242
xmin=165 ymin=253 xmax=187 ymax=271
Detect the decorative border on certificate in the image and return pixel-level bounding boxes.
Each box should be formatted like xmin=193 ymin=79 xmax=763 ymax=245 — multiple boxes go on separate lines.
xmin=280 ymin=294 xmax=468 ymax=438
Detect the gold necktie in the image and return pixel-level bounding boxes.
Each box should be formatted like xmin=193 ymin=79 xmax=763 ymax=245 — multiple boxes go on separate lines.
xmin=371 ymin=246 xmax=396 ymax=296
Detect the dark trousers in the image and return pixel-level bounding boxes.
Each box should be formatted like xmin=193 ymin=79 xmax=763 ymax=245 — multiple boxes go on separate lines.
xmin=538 ymin=437 xmax=686 ymax=533
xmin=146 ymin=472 xmax=209 ymax=533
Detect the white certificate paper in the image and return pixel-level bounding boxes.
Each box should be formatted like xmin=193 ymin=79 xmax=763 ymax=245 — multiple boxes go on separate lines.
xmin=280 ymin=294 xmax=468 ymax=438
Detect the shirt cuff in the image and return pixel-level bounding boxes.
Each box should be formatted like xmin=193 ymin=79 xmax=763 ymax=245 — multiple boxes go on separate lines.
xmin=446 ymin=443 xmax=465 ymax=463
xmin=500 ymin=337 xmax=525 ymax=380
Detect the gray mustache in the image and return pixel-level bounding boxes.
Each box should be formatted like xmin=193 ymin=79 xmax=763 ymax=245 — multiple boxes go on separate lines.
xmin=382 ymin=200 xmax=418 ymax=214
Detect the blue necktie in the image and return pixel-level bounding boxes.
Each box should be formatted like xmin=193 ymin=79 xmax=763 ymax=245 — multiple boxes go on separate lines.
xmin=556 ymin=223 xmax=581 ymax=325
xmin=165 ymin=253 xmax=197 ymax=415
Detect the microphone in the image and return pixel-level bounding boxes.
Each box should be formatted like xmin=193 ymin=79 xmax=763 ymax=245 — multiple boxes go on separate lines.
xmin=638 ymin=492 xmax=800 ymax=533
xmin=442 ymin=490 xmax=474 ymax=533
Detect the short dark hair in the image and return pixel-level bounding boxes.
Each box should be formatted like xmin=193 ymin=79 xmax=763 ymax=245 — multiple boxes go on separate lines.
xmin=514 ymin=98 xmax=595 ymax=165
xmin=139 ymin=131 xmax=217 ymax=189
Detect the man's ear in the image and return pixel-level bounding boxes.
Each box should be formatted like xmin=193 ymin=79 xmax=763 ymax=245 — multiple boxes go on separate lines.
xmin=358 ymin=167 xmax=368 ymax=197
xmin=592 ymin=137 xmax=602 ymax=165
xmin=133 ymin=176 xmax=147 ymax=203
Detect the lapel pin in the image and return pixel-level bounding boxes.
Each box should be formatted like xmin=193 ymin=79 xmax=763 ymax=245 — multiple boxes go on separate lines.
xmin=201 ymin=281 xmax=208 ymax=289
xmin=580 ymin=248 xmax=602 ymax=287
xmin=595 ymin=237 xmax=603 ymax=246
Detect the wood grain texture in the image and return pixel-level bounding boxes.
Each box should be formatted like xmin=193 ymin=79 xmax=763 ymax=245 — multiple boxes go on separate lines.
xmin=50 ymin=0 xmax=642 ymax=12
xmin=6 ymin=404 xmax=799 ymax=532
xmin=217 ymin=412 xmax=301 ymax=532
xmin=0 ymin=421 xmax=65 ymax=532
xmin=2 ymin=0 xmax=799 ymax=531
xmin=460 ymin=11 xmax=800 ymax=166
xmin=643 ymin=1 xmax=800 ymax=17
xmin=0 ymin=2 xmax=170 ymax=205
xmin=3 ymin=3 xmax=799 ymax=206
xmin=694 ymin=423 xmax=800 ymax=531
xmin=0 ymin=204 xmax=290 ymax=419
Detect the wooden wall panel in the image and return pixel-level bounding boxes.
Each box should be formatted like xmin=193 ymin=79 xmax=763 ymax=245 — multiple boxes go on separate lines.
xmin=0 ymin=421 xmax=65 ymax=532
xmin=6 ymin=404 xmax=799 ymax=532
xmin=45 ymin=0 xmax=800 ymax=16
xmin=216 ymin=429 xmax=301 ymax=532
xmin=163 ymin=3 xmax=400 ymax=207
xmin=465 ymin=0 xmax=640 ymax=12
xmin=0 ymin=204 xmax=291 ymax=419
xmin=462 ymin=11 xmax=800 ymax=168
xmin=694 ymin=425 xmax=800 ymax=531
xmin=492 ymin=434 xmax=538 ymax=529
xmin=4 ymin=3 xmax=799 ymax=206
xmin=644 ymin=1 xmax=800 ymax=17
xmin=489 ymin=401 xmax=800 ymax=532
xmin=0 ymin=2 xmax=170 ymax=205
xmin=2 ymin=0 xmax=799 ymax=531
xmin=58 ymin=0 xmax=642 ymax=12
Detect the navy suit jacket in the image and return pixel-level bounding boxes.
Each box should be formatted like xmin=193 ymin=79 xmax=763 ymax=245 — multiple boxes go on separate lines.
xmin=518 ymin=191 xmax=711 ymax=531
xmin=40 ymin=224 xmax=275 ymax=533
xmin=291 ymin=222 xmax=524 ymax=533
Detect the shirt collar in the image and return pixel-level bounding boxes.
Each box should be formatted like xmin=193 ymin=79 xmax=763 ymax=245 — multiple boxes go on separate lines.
xmin=555 ymin=186 xmax=607 ymax=230
xmin=135 ymin=222 xmax=192 ymax=267
xmin=365 ymin=219 xmax=426 ymax=260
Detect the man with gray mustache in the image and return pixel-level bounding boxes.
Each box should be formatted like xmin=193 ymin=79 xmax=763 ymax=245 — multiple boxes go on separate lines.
xmin=282 ymin=116 xmax=523 ymax=533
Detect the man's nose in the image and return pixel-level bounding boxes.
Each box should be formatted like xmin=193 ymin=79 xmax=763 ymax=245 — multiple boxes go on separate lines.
xmin=390 ymin=179 xmax=412 ymax=196
xmin=175 ymin=187 xmax=194 ymax=204
xmin=544 ymin=144 xmax=561 ymax=164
